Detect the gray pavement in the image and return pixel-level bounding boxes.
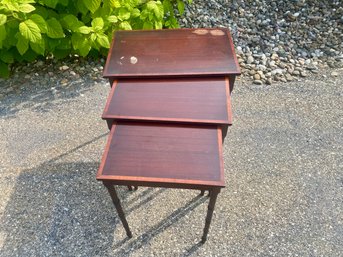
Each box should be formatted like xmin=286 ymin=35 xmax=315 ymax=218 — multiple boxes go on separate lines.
xmin=0 ymin=69 xmax=342 ymax=257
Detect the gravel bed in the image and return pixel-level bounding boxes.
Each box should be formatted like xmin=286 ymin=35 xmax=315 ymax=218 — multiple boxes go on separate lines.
xmin=181 ymin=0 xmax=343 ymax=84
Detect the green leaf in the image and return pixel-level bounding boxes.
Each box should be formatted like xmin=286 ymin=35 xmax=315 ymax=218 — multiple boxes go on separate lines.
xmin=84 ymin=0 xmax=101 ymax=13
xmin=155 ymin=21 xmax=162 ymax=29
xmin=30 ymin=14 xmax=47 ymax=33
xmin=43 ymin=0 xmax=58 ymax=8
xmin=56 ymin=38 xmax=71 ymax=50
xmin=19 ymin=19 xmax=42 ymax=43
xmin=78 ymin=26 xmax=92 ymax=34
xmin=3 ymin=2 xmax=19 ymax=12
xmin=60 ymin=14 xmax=83 ymax=32
xmin=0 ymin=61 xmax=10 ymax=78
xmin=107 ymin=15 xmax=118 ymax=23
xmin=96 ymin=33 xmax=110 ymax=48
xmin=0 ymin=50 xmax=14 ymax=64
xmin=147 ymin=1 xmax=163 ymax=19
xmin=143 ymin=21 xmax=153 ymax=30
xmin=0 ymin=25 xmax=6 ymax=48
xmin=30 ymin=37 xmax=45 ymax=55
xmin=16 ymin=33 xmax=29 ymax=55
xmin=109 ymin=0 xmax=121 ymax=8
xmin=59 ymin=0 xmax=69 ymax=6
xmin=22 ymin=48 xmax=38 ymax=62
xmin=53 ymin=48 xmax=69 ymax=59
xmin=177 ymin=0 xmax=185 ymax=15
xmin=119 ymin=21 xmax=132 ymax=30
xmin=91 ymin=17 xmax=104 ymax=31
xmin=131 ymin=8 xmax=140 ymax=18
xmin=34 ymin=6 xmax=49 ymax=19
xmin=0 ymin=14 xmax=7 ymax=26
xmin=71 ymin=33 xmax=91 ymax=56
xmin=18 ymin=3 xmax=35 ymax=13
xmin=46 ymin=18 xmax=65 ymax=38
xmin=77 ymin=0 xmax=89 ymax=15
xmin=118 ymin=8 xmax=130 ymax=21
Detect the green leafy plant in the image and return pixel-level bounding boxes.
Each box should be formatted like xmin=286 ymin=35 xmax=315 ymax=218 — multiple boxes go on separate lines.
xmin=0 ymin=0 xmax=192 ymax=78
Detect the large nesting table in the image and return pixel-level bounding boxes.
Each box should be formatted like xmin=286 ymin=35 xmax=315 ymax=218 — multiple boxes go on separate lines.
xmin=98 ymin=28 xmax=240 ymax=243
xmin=97 ymin=122 xmax=225 ymax=243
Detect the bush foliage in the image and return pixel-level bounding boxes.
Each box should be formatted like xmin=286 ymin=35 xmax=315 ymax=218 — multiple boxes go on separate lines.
xmin=0 ymin=0 xmax=191 ymax=78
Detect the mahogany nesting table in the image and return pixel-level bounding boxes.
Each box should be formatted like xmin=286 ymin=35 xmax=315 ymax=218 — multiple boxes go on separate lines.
xmin=98 ymin=28 xmax=240 ymax=243
xmin=97 ymin=122 xmax=225 ymax=243
xmin=102 ymin=77 xmax=233 ymax=140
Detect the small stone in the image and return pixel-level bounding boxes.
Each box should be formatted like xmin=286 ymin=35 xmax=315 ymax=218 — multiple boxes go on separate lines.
xmin=269 ymin=61 xmax=276 ymax=67
xmin=300 ymin=71 xmax=308 ymax=77
xmin=266 ymin=78 xmax=272 ymax=85
xmin=271 ymin=53 xmax=278 ymax=60
xmin=331 ymin=71 xmax=338 ymax=77
xmin=24 ymin=75 xmax=30 ymax=79
xmin=292 ymin=70 xmax=300 ymax=76
xmin=247 ymin=56 xmax=254 ymax=64
xmin=60 ymin=65 xmax=69 ymax=71
xmin=36 ymin=60 xmax=44 ymax=67
xmin=253 ymin=80 xmax=263 ymax=85
xmin=280 ymin=77 xmax=287 ymax=83
xmin=48 ymin=72 xmax=54 ymax=76
xmin=236 ymin=46 xmax=243 ymax=55
xmin=61 ymin=78 xmax=68 ymax=85
xmin=285 ymin=74 xmax=293 ymax=81
xmin=306 ymin=65 xmax=317 ymax=71
xmin=271 ymin=69 xmax=283 ymax=76
xmin=70 ymin=71 xmax=77 ymax=76
xmin=254 ymin=74 xmax=261 ymax=80
xmin=256 ymin=65 xmax=267 ymax=71
xmin=279 ymin=62 xmax=286 ymax=69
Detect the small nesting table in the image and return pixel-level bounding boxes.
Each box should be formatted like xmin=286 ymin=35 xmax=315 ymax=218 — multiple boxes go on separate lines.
xmin=98 ymin=28 xmax=240 ymax=243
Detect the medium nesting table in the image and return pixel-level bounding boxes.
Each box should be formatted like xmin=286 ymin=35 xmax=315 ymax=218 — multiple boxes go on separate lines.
xmin=98 ymin=28 xmax=240 ymax=243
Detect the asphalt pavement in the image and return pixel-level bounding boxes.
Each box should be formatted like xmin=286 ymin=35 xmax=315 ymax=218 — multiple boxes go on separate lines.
xmin=0 ymin=68 xmax=342 ymax=257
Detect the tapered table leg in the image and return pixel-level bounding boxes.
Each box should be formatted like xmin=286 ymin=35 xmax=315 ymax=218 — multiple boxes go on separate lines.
xmin=103 ymin=182 xmax=133 ymax=238
xmin=201 ymin=188 xmax=220 ymax=243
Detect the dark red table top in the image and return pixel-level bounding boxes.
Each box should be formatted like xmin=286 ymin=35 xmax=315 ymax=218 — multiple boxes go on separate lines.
xmin=97 ymin=122 xmax=225 ymax=188
xmin=102 ymin=77 xmax=232 ymax=125
xmin=103 ymin=28 xmax=241 ymax=78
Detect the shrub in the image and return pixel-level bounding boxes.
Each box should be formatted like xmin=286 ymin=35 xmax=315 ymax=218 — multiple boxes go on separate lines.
xmin=0 ymin=0 xmax=192 ymax=78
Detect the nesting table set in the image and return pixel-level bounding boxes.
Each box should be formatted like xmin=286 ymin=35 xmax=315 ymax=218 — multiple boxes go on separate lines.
xmin=97 ymin=28 xmax=240 ymax=243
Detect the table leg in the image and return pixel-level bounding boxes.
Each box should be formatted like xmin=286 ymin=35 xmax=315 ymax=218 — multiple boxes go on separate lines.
xmin=127 ymin=185 xmax=133 ymax=191
xmin=103 ymin=182 xmax=133 ymax=238
xmin=200 ymin=190 xmax=205 ymax=196
xmin=201 ymin=188 xmax=220 ymax=243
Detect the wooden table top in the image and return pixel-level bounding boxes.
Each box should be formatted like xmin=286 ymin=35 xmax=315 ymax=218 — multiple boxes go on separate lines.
xmin=102 ymin=77 xmax=232 ymax=125
xmin=103 ymin=28 xmax=241 ymax=78
xmin=97 ymin=122 xmax=225 ymax=188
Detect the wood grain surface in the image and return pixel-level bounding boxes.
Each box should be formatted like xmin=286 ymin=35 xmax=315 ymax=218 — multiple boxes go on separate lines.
xmin=97 ymin=122 xmax=225 ymax=188
xmin=102 ymin=77 xmax=232 ymax=125
xmin=103 ymin=28 xmax=241 ymax=78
